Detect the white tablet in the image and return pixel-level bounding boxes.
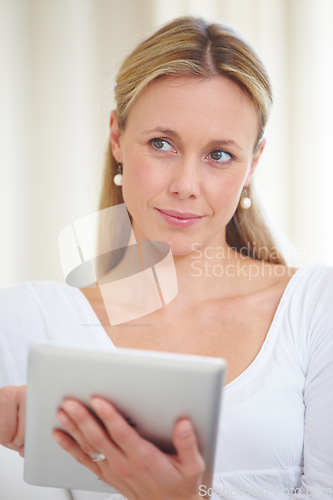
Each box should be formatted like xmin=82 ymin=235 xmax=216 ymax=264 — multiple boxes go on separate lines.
xmin=24 ymin=343 xmax=226 ymax=494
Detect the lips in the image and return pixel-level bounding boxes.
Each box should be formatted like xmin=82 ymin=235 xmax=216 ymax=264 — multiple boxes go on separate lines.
xmin=155 ymin=207 xmax=204 ymax=228
xmin=156 ymin=208 xmax=203 ymax=219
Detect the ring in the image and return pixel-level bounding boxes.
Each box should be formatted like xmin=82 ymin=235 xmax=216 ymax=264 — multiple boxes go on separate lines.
xmin=90 ymin=452 xmax=106 ymax=462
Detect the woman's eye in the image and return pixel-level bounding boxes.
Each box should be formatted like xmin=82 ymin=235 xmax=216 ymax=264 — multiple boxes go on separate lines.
xmin=151 ymin=138 xmax=174 ymax=151
xmin=209 ymin=149 xmax=233 ymax=163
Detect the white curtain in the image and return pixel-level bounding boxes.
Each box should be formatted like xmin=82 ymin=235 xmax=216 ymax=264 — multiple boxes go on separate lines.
xmin=1 ymin=0 xmax=333 ymax=287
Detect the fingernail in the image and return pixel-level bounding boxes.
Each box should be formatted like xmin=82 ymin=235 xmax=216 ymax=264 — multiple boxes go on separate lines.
xmin=90 ymin=397 xmax=103 ymax=412
xmin=179 ymin=420 xmax=193 ymax=437
xmin=90 ymin=397 xmax=110 ymax=412
xmin=62 ymin=401 xmax=76 ymax=415
xmin=57 ymin=410 xmax=70 ymax=426
xmin=52 ymin=432 xmax=63 ymax=445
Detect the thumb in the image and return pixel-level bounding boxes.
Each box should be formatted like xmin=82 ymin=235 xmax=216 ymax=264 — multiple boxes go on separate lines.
xmin=172 ymin=419 xmax=205 ymax=477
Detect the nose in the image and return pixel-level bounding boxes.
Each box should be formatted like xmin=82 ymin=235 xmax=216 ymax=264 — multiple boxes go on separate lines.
xmin=168 ymin=158 xmax=200 ymax=199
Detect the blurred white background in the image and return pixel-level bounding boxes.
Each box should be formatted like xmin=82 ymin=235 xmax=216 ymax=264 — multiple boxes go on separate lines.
xmin=1 ymin=0 xmax=333 ymax=287
xmin=0 ymin=1 xmax=332 ymax=497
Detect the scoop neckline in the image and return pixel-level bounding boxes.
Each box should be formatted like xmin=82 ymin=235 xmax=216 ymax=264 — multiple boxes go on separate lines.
xmin=75 ymin=263 xmax=315 ymax=390
xmin=222 ymin=264 xmax=313 ymax=393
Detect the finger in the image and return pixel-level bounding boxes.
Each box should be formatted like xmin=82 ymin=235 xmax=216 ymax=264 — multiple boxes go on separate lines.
xmin=13 ymin=387 xmax=27 ymax=449
xmin=172 ymin=419 xmax=205 ymax=477
xmin=90 ymin=397 xmax=156 ymax=459
xmin=0 ymin=386 xmax=26 ymax=450
xmin=52 ymin=429 xmax=102 ymax=477
xmin=60 ymin=400 xmax=119 ymax=459
xmin=56 ymin=407 xmax=97 ymax=456
xmin=0 ymin=387 xmax=16 ymax=445
xmin=53 ymin=408 xmax=135 ymax=498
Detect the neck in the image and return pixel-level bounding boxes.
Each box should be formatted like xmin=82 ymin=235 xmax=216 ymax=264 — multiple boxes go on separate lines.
xmin=83 ymin=239 xmax=262 ymax=328
xmin=98 ymin=236 xmax=257 ymax=311
xmin=170 ymin=244 xmax=249 ymax=303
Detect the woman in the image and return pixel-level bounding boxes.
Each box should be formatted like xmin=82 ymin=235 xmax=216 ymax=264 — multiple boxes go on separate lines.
xmin=1 ymin=16 xmax=332 ymax=500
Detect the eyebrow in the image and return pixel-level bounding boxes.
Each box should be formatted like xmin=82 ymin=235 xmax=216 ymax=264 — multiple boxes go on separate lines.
xmin=141 ymin=127 xmax=244 ymax=152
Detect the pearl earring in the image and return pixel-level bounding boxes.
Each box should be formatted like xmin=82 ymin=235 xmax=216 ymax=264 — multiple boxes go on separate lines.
xmin=113 ymin=163 xmax=123 ymax=186
xmin=240 ymin=188 xmax=252 ymax=209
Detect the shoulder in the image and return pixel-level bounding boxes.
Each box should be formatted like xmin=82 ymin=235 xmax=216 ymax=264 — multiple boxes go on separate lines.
xmin=0 ymin=281 xmax=91 ymax=386
xmin=0 ymin=282 xmax=68 ymax=385
xmin=293 ymin=261 xmax=333 ymax=282
xmin=248 ymin=260 xmax=332 ymax=299
xmin=0 ymin=279 xmax=77 ymax=304
xmin=245 ymin=261 xmax=333 ymax=342
xmin=284 ymin=264 xmax=333 ymax=360
xmin=287 ymin=263 xmax=333 ymax=310
xmin=0 ymin=280 xmax=83 ymax=325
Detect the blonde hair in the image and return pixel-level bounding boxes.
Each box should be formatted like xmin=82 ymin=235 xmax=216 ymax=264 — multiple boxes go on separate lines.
xmin=99 ymin=16 xmax=285 ymax=265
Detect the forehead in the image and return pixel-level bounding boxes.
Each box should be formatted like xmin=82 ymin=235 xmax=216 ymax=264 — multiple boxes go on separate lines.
xmin=125 ymin=75 xmax=259 ymax=149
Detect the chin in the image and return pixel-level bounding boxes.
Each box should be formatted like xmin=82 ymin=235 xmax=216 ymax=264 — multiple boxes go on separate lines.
xmin=138 ymin=235 xmax=188 ymax=257
xmin=160 ymin=238 xmax=197 ymax=258
xmin=133 ymin=221 xmax=199 ymax=257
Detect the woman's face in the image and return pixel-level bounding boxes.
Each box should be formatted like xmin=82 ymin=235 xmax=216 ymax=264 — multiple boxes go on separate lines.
xmin=110 ymin=76 xmax=265 ymax=256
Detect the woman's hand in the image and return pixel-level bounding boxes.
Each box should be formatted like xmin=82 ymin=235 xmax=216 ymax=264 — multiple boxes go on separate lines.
xmin=52 ymin=397 xmax=205 ymax=500
xmin=0 ymin=385 xmax=27 ymax=457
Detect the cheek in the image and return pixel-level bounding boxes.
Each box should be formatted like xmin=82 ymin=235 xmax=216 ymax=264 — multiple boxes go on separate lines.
xmin=121 ymin=157 xmax=165 ymax=207
xmin=208 ymin=174 xmax=243 ymax=207
xmin=204 ymin=177 xmax=243 ymax=226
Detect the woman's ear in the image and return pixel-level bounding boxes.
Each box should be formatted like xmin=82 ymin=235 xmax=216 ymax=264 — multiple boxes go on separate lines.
xmin=244 ymin=138 xmax=266 ymax=186
xmin=109 ymin=110 xmax=123 ymax=163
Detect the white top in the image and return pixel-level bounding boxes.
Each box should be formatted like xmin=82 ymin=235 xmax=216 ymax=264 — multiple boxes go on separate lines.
xmin=0 ymin=263 xmax=332 ymax=500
